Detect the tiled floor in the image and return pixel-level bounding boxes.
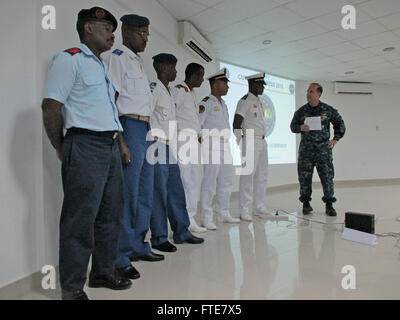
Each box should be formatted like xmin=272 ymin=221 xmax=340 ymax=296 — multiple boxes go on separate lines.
xmin=16 ymin=180 xmax=400 ymax=300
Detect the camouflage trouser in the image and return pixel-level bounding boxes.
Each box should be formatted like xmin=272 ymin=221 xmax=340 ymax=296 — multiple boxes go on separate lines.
xmin=297 ymin=144 xmax=336 ymax=204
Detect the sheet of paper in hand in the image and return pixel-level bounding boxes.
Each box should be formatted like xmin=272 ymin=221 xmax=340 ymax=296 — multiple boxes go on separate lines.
xmin=304 ymin=116 xmax=321 ymax=130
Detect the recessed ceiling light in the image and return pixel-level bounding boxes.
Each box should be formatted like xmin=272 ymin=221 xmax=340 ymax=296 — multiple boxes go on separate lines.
xmin=345 ymin=71 xmax=355 ymax=74
xmin=262 ymin=40 xmax=272 ymax=45
xmin=383 ymin=47 xmax=395 ymax=52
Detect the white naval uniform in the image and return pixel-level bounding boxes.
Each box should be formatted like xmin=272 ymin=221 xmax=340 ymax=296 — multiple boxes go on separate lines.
xmin=199 ymin=94 xmax=233 ymax=223
xmin=150 ymin=79 xmax=177 ymax=142
xmin=171 ymin=82 xmax=201 ymax=220
xmin=105 ymin=44 xmax=153 ymax=116
xmin=235 ymin=92 xmax=268 ymax=214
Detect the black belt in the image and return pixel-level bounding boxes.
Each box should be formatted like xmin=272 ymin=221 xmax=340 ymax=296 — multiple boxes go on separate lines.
xmin=67 ymin=127 xmax=118 ymax=139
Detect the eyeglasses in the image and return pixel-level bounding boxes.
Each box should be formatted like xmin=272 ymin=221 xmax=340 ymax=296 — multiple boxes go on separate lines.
xmin=133 ymin=30 xmax=150 ymax=38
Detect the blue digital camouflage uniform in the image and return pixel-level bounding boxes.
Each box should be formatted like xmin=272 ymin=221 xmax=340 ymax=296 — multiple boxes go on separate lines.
xmin=290 ymin=101 xmax=346 ymax=204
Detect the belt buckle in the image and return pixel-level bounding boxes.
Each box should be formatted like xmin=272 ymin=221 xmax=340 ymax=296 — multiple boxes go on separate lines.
xmin=113 ymin=132 xmax=118 ymax=140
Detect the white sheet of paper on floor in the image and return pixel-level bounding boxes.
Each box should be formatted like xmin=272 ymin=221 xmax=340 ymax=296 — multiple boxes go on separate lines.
xmin=341 ymin=227 xmax=377 ymax=246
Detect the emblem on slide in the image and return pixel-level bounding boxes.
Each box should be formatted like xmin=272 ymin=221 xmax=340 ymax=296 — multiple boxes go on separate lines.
xmin=259 ymin=94 xmax=276 ymax=137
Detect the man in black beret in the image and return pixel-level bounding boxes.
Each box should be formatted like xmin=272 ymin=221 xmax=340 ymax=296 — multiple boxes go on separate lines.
xmin=41 ymin=7 xmax=131 ymax=300
xmin=149 ymin=53 xmax=204 ymax=253
xmin=106 ymin=14 xmax=166 ymax=280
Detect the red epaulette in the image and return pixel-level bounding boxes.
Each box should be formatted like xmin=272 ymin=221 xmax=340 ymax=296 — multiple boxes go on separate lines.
xmin=64 ymin=47 xmax=81 ymax=55
xmin=184 ymin=86 xmax=189 ymax=93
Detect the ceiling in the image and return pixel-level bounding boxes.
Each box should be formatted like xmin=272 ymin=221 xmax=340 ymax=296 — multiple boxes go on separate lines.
xmin=156 ymin=0 xmax=400 ymax=84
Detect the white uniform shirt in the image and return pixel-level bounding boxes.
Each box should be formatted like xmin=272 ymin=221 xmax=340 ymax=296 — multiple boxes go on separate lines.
xmin=235 ymin=92 xmax=267 ymax=136
xmin=199 ymin=94 xmax=230 ymax=132
xmin=150 ymin=79 xmax=177 ymax=141
xmin=105 ymin=45 xmax=153 ymax=116
xmin=171 ymin=81 xmax=200 ymax=135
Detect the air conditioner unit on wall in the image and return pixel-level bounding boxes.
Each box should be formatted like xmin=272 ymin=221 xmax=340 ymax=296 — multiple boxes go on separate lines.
xmin=178 ymin=21 xmax=214 ymax=63
xmin=334 ymin=81 xmax=373 ymax=95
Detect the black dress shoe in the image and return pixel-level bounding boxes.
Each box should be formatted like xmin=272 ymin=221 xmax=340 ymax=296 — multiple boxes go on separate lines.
xmin=152 ymin=241 xmax=177 ymax=252
xmin=130 ymin=251 xmax=165 ymax=262
xmin=116 ymin=265 xmax=140 ymax=280
xmin=61 ymin=289 xmax=89 ymax=300
xmin=88 ymin=271 xmax=132 ymax=290
xmin=302 ymin=202 xmax=313 ymax=215
xmin=182 ymin=235 xmax=204 ymax=244
xmin=325 ymin=203 xmax=337 ymax=216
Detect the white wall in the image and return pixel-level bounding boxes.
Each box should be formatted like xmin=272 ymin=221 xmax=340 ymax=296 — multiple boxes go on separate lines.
xmin=0 ymin=0 xmax=45 ymax=289
xmin=1 ymin=0 xmax=400 ymax=289
xmin=295 ymin=80 xmax=400 ymax=182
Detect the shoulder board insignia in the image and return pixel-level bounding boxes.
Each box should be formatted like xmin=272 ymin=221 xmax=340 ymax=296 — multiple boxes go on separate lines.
xmin=150 ymin=82 xmax=157 ymax=93
xmin=202 ymin=96 xmax=210 ymax=102
xmin=112 ymin=49 xmax=123 ymax=56
xmin=64 ymin=48 xmax=81 ymax=55
xmin=175 ymin=84 xmax=190 ymax=93
xmin=241 ymin=94 xmax=248 ymax=100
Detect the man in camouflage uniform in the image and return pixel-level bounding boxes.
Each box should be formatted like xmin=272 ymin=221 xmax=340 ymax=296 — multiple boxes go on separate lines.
xmin=290 ymin=83 xmax=345 ymax=216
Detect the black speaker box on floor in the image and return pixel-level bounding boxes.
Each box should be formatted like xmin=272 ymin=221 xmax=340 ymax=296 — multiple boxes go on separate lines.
xmin=345 ymin=212 xmax=375 ymax=234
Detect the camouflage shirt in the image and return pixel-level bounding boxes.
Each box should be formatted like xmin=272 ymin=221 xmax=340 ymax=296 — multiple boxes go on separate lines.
xmin=290 ymin=101 xmax=346 ymax=149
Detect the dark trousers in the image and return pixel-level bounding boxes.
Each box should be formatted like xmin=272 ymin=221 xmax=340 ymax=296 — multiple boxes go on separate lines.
xmin=297 ymin=145 xmax=336 ymax=204
xmin=115 ymin=117 xmax=154 ymax=267
xmin=150 ymin=143 xmax=192 ymax=245
xmin=59 ymin=131 xmax=124 ymax=291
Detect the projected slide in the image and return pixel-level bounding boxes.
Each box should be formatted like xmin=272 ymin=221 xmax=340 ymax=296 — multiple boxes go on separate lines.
xmin=220 ymin=62 xmax=296 ymax=165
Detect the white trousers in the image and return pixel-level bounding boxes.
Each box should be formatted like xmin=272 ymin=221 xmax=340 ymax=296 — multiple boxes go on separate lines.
xmin=200 ymin=141 xmax=233 ymax=223
xmin=239 ymin=138 xmax=268 ymax=214
xmin=177 ymin=138 xmax=201 ymax=219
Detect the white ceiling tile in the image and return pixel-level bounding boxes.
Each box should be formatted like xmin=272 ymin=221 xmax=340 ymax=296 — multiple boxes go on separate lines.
xmin=239 ymin=30 xmax=296 ymax=52
xmin=188 ymin=6 xmax=237 ymax=33
xmin=348 ymin=0 xmax=373 ymax=4
xmin=334 ymin=20 xmax=387 ymax=41
xmin=278 ymin=21 xmax=329 ymax=41
xmin=160 ymin=0 xmax=400 ymax=83
xmin=312 ymin=9 xmax=372 ymax=32
xmin=263 ymin=41 xmax=312 ymax=57
xmin=333 ymin=49 xmax=377 ymax=62
xmin=358 ymin=0 xmax=400 ymax=18
xmin=377 ymin=13 xmax=400 ymax=30
xmin=299 ymin=32 xmax=346 ymax=50
xmin=351 ymin=31 xmax=400 ymax=48
xmin=357 ymin=61 xmax=395 ymax=72
xmin=349 ymin=55 xmax=389 ymax=67
xmin=212 ymin=0 xmax=281 ymax=23
xmin=286 ymin=49 xmax=329 ymax=62
xmin=364 ymin=40 xmax=400 ymax=55
xmin=391 ymin=28 xmax=400 ymax=38
xmin=302 ymin=56 xmax=342 ymax=67
xmin=375 ymin=50 xmax=400 ymax=61
xmin=192 ymin=0 xmax=224 ymax=7
xmin=317 ymin=41 xmax=361 ymax=55
xmin=284 ymin=0 xmax=348 ymax=19
xmin=248 ymin=6 xmax=305 ymax=33
xmin=213 ymin=21 xmax=265 ymax=42
xmin=157 ymin=0 xmax=207 ymax=20
xmin=317 ymin=62 xmax=358 ymax=74
xmin=270 ymin=0 xmax=293 ymax=3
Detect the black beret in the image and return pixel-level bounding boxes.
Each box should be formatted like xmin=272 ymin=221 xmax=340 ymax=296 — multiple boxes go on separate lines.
xmin=77 ymin=7 xmax=117 ymax=32
xmin=120 ymin=14 xmax=150 ymax=27
xmin=152 ymin=53 xmax=177 ymax=64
